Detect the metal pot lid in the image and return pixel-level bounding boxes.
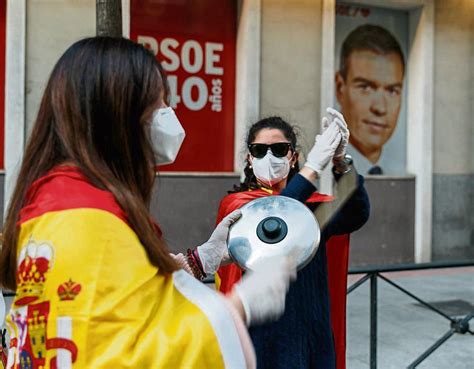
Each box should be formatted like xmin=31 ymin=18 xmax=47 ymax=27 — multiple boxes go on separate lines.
xmin=228 ymin=195 xmax=320 ymax=271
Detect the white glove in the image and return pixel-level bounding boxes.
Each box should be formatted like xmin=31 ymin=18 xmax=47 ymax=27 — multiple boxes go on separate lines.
xmin=233 ymin=255 xmax=297 ymax=326
xmin=304 ymin=118 xmax=342 ymax=175
xmin=326 ymin=107 xmax=349 ymax=161
xmin=196 ymin=209 xmax=241 ymax=275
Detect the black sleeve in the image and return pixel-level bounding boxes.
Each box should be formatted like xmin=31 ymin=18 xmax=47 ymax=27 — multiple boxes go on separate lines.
xmin=280 ymin=173 xmax=317 ymax=203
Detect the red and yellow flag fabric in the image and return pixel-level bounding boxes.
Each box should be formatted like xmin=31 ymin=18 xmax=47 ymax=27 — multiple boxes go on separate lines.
xmin=5 ymin=166 xmax=251 ymax=369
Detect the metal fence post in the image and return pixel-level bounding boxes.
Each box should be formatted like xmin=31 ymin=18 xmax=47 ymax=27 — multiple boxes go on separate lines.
xmin=370 ymin=272 xmax=377 ymax=369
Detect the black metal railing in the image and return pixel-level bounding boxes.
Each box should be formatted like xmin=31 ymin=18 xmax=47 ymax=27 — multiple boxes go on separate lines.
xmin=348 ymin=260 xmax=474 ymax=369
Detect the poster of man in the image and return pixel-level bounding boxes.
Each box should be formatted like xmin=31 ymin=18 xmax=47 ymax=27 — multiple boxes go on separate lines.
xmin=335 ymin=4 xmax=408 ymax=175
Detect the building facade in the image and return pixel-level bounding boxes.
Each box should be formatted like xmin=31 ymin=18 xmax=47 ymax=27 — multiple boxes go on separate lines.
xmin=2 ymin=0 xmax=473 ymax=266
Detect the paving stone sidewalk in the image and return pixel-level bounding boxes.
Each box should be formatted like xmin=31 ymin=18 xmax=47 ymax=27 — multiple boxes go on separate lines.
xmin=347 ymin=267 xmax=474 ymax=369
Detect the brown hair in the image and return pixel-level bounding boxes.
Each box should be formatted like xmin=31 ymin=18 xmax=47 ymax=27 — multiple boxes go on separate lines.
xmin=0 ymin=37 xmax=177 ymax=290
xmin=339 ymin=24 xmax=405 ymax=80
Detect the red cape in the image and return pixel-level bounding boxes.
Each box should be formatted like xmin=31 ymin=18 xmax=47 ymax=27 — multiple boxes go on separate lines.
xmin=216 ymin=188 xmax=349 ymax=369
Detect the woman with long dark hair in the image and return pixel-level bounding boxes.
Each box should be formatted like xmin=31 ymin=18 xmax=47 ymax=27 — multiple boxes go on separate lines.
xmin=216 ymin=115 xmax=370 ymax=369
xmin=0 ymin=37 xmax=296 ymax=368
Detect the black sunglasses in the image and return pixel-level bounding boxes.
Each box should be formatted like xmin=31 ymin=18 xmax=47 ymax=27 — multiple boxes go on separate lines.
xmin=248 ymin=143 xmax=294 ymax=159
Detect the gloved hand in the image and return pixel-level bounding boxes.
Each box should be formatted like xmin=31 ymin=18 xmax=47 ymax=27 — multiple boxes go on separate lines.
xmin=196 ymin=209 xmax=242 ymax=275
xmin=326 ymin=107 xmax=349 ymax=162
xmin=232 ymin=254 xmax=297 ymax=326
xmin=304 ymin=118 xmax=342 ymax=175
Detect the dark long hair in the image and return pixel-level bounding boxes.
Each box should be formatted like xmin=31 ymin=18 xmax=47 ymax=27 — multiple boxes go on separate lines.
xmin=0 ymin=37 xmax=177 ymax=290
xmin=232 ymin=116 xmax=300 ymax=193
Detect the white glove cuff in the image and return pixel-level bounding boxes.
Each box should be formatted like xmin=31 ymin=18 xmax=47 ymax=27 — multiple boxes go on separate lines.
xmin=303 ymin=161 xmax=322 ymax=175
xmin=196 ymin=246 xmax=220 ymax=275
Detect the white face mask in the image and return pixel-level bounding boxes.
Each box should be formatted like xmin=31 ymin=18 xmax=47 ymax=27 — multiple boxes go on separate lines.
xmin=149 ymin=107 xmax=186 ymax=165
xmin=251 ymin=151 xmax=291 ymax=186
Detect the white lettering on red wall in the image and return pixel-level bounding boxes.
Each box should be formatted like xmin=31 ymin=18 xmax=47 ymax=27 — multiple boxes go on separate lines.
xmin=131 ymin=1 xmax=236 ymax=172
xmin=137 ymin=36 xmax=223 ymax=111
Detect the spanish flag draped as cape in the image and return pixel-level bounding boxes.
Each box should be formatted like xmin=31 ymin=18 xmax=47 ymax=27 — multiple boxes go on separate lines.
xmin=216 ymin=188 xmax=350 ymax=369
xmin=5 ymin=166 xmax=254 ymax=369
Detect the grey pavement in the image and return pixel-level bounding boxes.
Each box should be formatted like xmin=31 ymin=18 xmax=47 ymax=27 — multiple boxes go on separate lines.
xmin=347 ymin=267 xmax=474 ymax=369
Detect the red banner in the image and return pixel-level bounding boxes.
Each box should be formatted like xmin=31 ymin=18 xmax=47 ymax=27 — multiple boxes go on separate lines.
xmin=131 ymin=0 xmax=237 ymax=172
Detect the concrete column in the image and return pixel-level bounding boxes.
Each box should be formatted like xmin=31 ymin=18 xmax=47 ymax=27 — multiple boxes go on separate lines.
xmin=4 ymin=0 xmax=26 ymax=214
xmin=406 ymin=1 xmax=434 ymax=262
xmin=260 ymin=0 xmax=322 ymax=155
xmin=431 ymin=0 xmax=474 ymax=260
xmin=235 ymin=0 xmax=262 ymax=172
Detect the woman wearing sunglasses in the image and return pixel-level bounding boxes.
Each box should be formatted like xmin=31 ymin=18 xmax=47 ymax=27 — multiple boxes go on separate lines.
xmin=216 ymin=114 xmax=370 ymax=369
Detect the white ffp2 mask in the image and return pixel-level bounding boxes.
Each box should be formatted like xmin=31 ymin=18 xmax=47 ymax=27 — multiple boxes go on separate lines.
xmin=149 ymin=107 xmax=186 ymax=165
xmin=251 ymin=152 xmax=291 ymax=186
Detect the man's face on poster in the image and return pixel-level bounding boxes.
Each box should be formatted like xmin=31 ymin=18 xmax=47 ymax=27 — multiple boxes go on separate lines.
xmin=336 ymin=50 xmax=404 ymax=162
